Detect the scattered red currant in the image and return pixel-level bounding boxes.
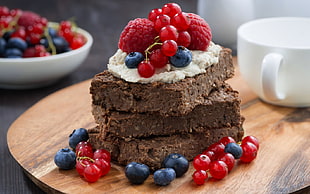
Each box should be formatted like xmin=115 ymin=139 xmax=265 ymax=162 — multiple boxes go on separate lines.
xmin=240 ymin=142 xmax=258 ymax=163
xmin=192 ymin=170 xmax=208 ymax=185
xmin=193 ymin=154 xmax=211 ymax=171
xmin=242 ymin=135 xmax=259 ymax=150
xmin=217 ymin=153 xmax=235 ymax=172
xmin=83 ymin=163 xmax=102 ymax=183
xmin=209 ymin=160 xmax=228 ymax=180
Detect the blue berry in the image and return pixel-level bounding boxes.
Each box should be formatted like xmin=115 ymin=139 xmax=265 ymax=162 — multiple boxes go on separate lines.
xmin=69 ymin=128 xmax=89 ymax=149
xmin=4 ymin=48 xmax=23 ymax=58
xmin=52 ymin=36 xmax=69 ymax=53
xmin=54 ymin=148 xmax=76 ymax=170
xmin=125 ymin=52 xmax=144 ymax=68
xmin=48 ymin=27 xmax=58 ymax=38
xmin=153 ymin=168 xmax=176 ymax=186
xmin=125 ymin=162 xmax=150 ymax=184
xmin=224 ymin=142 xmax=243 ymax=159
xmin=162 ymin=153 xmax=189 ymax=177
xmin=0 ymin=38 xmax=6 ymax=56
xmin=6 ymin=37 xmax=27 ymax=52
xmin=169 ymin=46 xmax=192 ymax=68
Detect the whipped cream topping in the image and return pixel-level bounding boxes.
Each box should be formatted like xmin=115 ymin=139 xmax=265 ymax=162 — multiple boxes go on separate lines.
xmin=107 ymin=42 xmax=222 ymax=83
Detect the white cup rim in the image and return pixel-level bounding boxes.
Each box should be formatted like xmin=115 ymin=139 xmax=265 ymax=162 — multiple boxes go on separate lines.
xmin=238 ymin=17 xmax=310 ymax=50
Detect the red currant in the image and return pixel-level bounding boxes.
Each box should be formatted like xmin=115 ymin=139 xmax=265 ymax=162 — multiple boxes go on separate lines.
xmin=154 ymin=14 xmax=170 ymax=32
xmin=161 ymin=40 xmax=177 ymax=56
xmin=93 ymin=149 xmax=111 ymax=162
xmin=176 ymin=31 xmax=191 ymax=47
xmin=11 ymin=27 xmax=27 ymax=40
xmin=242 ymin=136 xmax=259 ymax=150
xmin=207 ymin=142 xmax=225 ymax=159
xmin=217 ymin=153 xmax=235 ymax=172
xmin=162 ymin=3 xmax=182 ymax=17
xmin=83 ymin=163 xmax=102 ymax=183
xmin=28 ymin=33 xmax=41 ymax=45
xmin=75 ymin=141 xmax=94 ymax=158
xmin=70 ymin=34 xmax=85 ymax=49
xmin=171 ymin=12 xmax=190 ymax=31
xmin=0 ymin=6 xmax=10 ymax=17
xmin=193 ymin=154 xmax=211 ymax=171
xmin=159 ymin=25 xmax=178 ymax=42
xmin=192 ymin=170 xmax=208 ymax=185
xmin=76 ymin=158 xmax=92 ymax=176
xmin=137 ymin=60 xmax=155 ymax=78
xmin=94 ymin=158 xmax=111 ymax=177
xmin=148 ymin=8 xmax=162 ymax=22
xmin=60 ymin=20 xmax=72 ymax=31
xmin=219 ymin=136 xmax=236 ymax=146
xmin=240 ymin=142 xmax=258 ymax=163
xmin=149 ymin=49 xmax=169 ymax=68
xmin=202 ymin=150 xmax=216 ymax=161
xmin=209 ymin=161 xmax=228 ymax=180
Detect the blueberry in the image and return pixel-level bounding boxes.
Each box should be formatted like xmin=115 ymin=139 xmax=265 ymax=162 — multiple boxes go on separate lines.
xmin=4 ymin=48 xmax=23 ymax=58
xmin=125 ymin=162 xmax=150 ymax=184
xmin=162 ymin=153 xmax=189 ymax=177
xmin=6 ymin=37 xmax=27 ymax=51
xmin=48 ymin=27 xmax=58 ymax=37
xmin=125 ymin=52 xmax=144 ymax=68
xmin=224 ymin=142 xmax=243 ymax=159
xmin=2 ymin=31 xmax=13 ymax=41
xmin=52 ymin=36 xmax=69 ymax=53
xmin=69 ymin=128 xmax=89 ymax=149
xmin=0 ymin=38 xmax=7 ymax=56
xmin=153 ymin=168 xmax=176 ymax=186
xmin=54 ymin=148 xmax=76 ymax=170
xmin=169 ymin=46 xmax=192 ymax=68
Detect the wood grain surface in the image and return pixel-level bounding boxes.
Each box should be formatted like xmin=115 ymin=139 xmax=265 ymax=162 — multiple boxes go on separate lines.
xmin=7 ymin=62 xmax=310 ymax=193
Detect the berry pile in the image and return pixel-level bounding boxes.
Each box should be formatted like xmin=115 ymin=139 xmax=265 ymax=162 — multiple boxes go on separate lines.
xmin=192 ymin=135 xmax=259 ymax=185
xmin=54 ymin=128 xmax=111 ymax=183
xmin=118 ymin=3 xmax=211 ymax=78
xmin=125 ymin=153 xmax=189 ymax=186
xmin=0 ymin=6 xmax=86 ymax=58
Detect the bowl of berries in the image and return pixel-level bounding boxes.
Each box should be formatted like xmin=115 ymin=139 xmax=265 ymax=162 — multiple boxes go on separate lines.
xmin=0 ymin=7 xmax=93 ymax=89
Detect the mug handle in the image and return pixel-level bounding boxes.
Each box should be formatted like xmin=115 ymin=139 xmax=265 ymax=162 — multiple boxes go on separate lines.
xmin=261 ymin=53 xmax=285 ymax=101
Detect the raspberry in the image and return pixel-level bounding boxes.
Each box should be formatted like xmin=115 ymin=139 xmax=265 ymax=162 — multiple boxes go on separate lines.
xmin=118 ymin=18 xmax=158 ymax=53
xmin=186 ymin=13 xmax=212 ymax=51
xmin=17 ymin=11 xmax=41 ymax=28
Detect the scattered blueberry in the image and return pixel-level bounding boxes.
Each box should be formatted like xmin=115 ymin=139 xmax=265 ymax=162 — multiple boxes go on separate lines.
xmin=69 ymin=128 xmax=89 ymax=149
xmin=125 ymin=162 xmax=150 ymax=184
xmin=169 ymin=46 xmax=192 ymax=68
xmin=6 ymin=37 xmax=27 ymax=52
xmin=224 ymin=142 xmax=243 ymax=159
xmin=52 ymin=36 xmax=69 ymax=53
xmin=162 ymin=153 xmax=189 ymax=177
xmin=125 ymin=52 xmax=145 ymax=68
xmin=54 ymin=148 xmax=76 ymax=170
xmin=4 ymin=48 xmax=23 ymax=58
xmin=153 ymin=168 xmax=176 ymax=186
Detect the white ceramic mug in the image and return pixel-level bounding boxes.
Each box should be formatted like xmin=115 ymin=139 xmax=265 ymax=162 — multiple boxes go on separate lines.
xmin=237 ymin=17 xmax=310 ymax=107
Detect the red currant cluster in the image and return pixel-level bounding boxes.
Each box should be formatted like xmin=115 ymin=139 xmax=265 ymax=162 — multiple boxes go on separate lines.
xmin=192 ymin=135 xmax=259 ymax=185
xmin=0 ymin=6 xmax=86 ymax=58
xmin=75 ymin=141 xmax=111 ymax=183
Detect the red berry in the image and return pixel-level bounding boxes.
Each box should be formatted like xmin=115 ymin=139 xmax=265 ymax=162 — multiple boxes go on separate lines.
xmin=242 ymin=136 xmax=259 ymax=150
xmin=162 ymin=3 xmax=182 ymax=17
xmin=70 ymin=34 xmax=85 ymax=49
xmin=93 ymin=149 xmax=111 ymax=162
xmin=148 ymin=8 xmax=162 ymax=22
xmin=149 ymin=49 xmax=169 ymax=68
xmin=118 ymin=18 xmax=158 ymax=53
xmin=192 ymin=170 xmax=208 ymax=185
xmin=60 ymin=20 xmax=72 ymax=31
xmin=207 ymin=142 xmax=225 ymax=159
xmin=23 ymin=47 xmax=36 ymax=58
xmin=28 ymin=33 xmax=41 ymax=45
xmin=161 ymin=40 xmax=177 ymax=56
xmin=217 ymin=153 xmax=235 ymax=172
xmin=94 ymin=158 xmax=111 ymax=177
xmin=75 ymin=141 xmax=94 ymax=158
xmin=83 ymin=163 xmax=102 ymax=183
xmin=176 ymin=31 xmax=191 ymax=47
xmin=10 ymin=9 xmax=23 ymax=17
xmin=193 ymin=154 xmax=211 ymax=171
xmin=11 ymin=27 xmax=27 ymax=40
xmin=202 ymin=150 xmax=216 ymax=161
xmin=137 ymin=60 xmax=155 ymax=78
xmin=154 ymin=14 xmax=170 ymax=32
xmin=240 ymin=142 xmax=258 ymax=163
xmin=187 ymin=13 xmax=212 ymax=51
xmin=219 ymin=136 xmax=236 ymax=146
xmin=76 ymin=158 xmax=92 ymax=176
xmin=171 ymin=12 xmax=190 ymax=31
xmin=159 ymin=25 xmax=178 ymax=42
xmin=0 ymin=6 xmax=10 ymax=17
xmin=209 ymin=161 xmax=228 ymax=180
xmin=17 ymin=11 xmax=41 ymax=28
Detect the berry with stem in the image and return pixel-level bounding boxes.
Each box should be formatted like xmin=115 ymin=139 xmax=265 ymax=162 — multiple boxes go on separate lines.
xmin=137 ymin=60 xmax=155 ymax=78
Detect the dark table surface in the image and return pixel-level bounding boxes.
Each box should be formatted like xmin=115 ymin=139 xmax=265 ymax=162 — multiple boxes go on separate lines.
xmin=1 ymin=1 xmax=309 ymax=194
xmin=0 ymin=1 xmax=197 ymax=193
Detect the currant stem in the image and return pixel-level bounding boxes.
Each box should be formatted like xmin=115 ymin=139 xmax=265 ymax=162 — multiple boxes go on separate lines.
xmin=44 ymin=27 xmax=57 ymax=55
xmin=144 ymin=36 xmax=162 ymax=60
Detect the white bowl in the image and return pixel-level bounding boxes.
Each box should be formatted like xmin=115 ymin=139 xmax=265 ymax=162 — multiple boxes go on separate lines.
xmin=0 ymin=22 xmax=93 ymax=89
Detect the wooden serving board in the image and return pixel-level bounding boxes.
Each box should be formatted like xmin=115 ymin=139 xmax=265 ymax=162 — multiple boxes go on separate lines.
xmin=7 ymin=62 xmax=310 ymax=194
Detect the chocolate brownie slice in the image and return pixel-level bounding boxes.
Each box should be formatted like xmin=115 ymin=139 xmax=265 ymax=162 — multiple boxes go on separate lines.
xmin=92 ymin=83 xmax=242 ymax=139
xmin=88 ymin=122 xmax=244 ymax=170
xmin=90 ymin=48 xmax=234 ymax=116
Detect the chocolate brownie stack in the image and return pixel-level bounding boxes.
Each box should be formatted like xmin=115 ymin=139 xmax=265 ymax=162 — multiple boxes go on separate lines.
xmin=88 ymin=48 xmax=244 ymax=170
